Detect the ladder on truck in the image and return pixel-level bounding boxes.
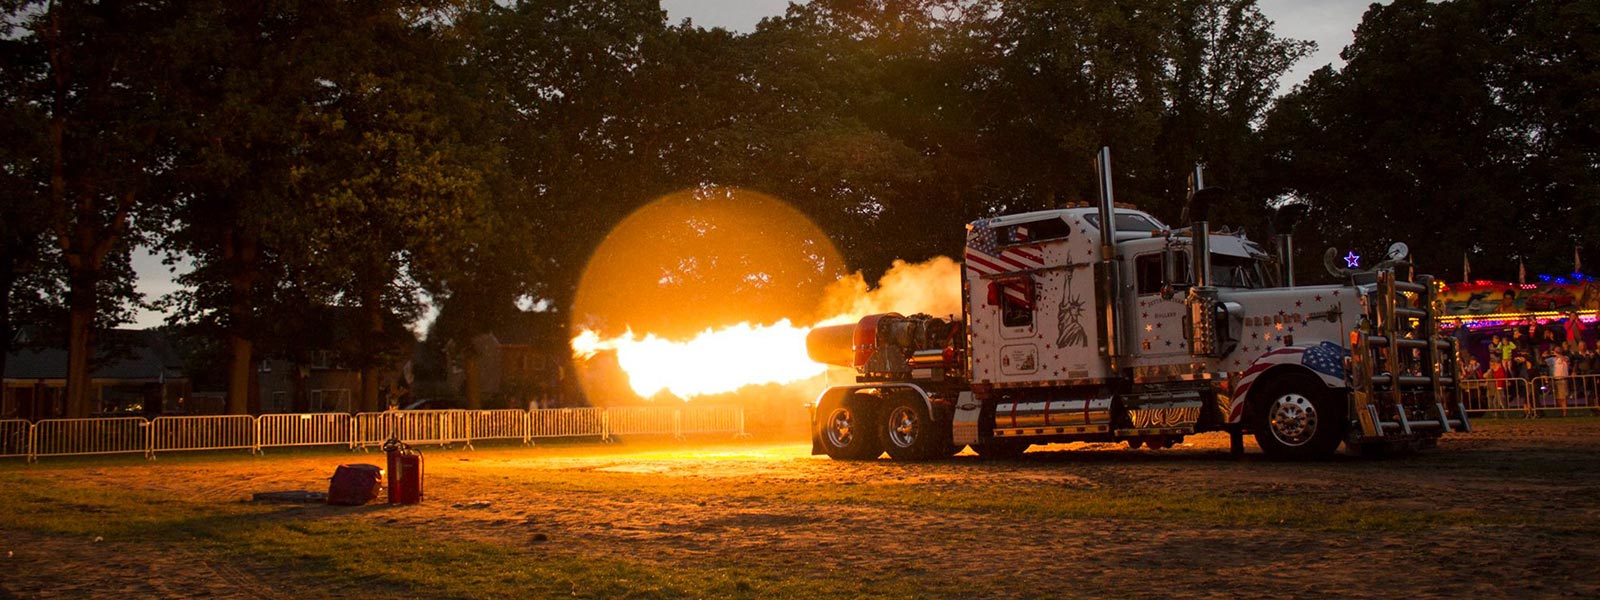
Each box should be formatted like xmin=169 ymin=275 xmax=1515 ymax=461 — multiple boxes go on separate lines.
xmin=1350 ymin=268 xmax=1472 ymax=438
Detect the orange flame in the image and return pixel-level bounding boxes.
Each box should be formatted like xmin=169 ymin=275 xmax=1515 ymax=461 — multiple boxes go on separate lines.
xmin=572 ymin=257 xmax=962 ymax=400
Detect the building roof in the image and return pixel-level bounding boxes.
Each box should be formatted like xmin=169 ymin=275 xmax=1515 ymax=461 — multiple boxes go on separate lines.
xmin=4 ymin=329 xmax=187 ymax=382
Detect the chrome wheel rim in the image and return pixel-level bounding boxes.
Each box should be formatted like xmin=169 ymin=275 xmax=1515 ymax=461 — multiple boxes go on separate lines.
xmin=1268 ymin=393 xmax=1318 ymax=447
xmin=887 ymin=406 xmax=920 ymax=449
xmin=824 ymin=407 xmax=856 ymax=448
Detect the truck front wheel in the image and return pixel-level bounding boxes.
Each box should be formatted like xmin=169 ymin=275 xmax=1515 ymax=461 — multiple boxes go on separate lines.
xmin=1252 ymin=371 xmax=1346 ymax=460
xmin=818 ymin=393 xmax=883 ymax=460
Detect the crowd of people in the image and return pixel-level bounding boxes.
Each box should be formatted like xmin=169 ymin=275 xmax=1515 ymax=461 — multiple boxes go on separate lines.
xmin=1461 ymin=317 xmax=1596 ymax=416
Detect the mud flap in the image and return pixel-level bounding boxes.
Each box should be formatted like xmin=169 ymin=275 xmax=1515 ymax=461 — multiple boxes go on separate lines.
xmin=952 ymin=391 xmax=981 ymax=446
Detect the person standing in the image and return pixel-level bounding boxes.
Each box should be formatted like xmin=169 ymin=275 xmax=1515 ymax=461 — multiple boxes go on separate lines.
xmin=1549 ymin=349 xmax=1571 ymax=417
xmin=1512 ymin=353 xmax=1534 ymax=417
xmin=1488 ymin=360 xmax=1508 ymax=410
xmin=1501 ymin=331 xmax=1519 ymax=374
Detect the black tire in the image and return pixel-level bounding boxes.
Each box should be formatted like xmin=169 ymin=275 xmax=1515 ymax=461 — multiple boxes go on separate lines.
xmin=882 ymin=395 xmax=948 ymax=461
xmin=970 ymin=439 xmax=1030 ymax=459
xmin=1125 ymin=438 xmax=1144 ymax=449
xmin=1251 ymin=371 xmax=1347 ymax=460
xmin=817 ymin=393 xmax=883 ymax=460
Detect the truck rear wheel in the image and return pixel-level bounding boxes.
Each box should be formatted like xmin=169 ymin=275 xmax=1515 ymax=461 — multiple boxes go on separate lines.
xmin=1252 ymin=371 xmax=1346 ymax=460
xmin=883 ymin=396 xmax=949 ymax=461
xmin=818 ymin=393 xmax=883 ymax=460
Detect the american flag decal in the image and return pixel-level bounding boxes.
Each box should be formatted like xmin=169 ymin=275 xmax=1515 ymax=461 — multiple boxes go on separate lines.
xmin=1227 ymin=342 xmax=1351 ymax=422
xmin=967 ymin=219 xmax=1046 ymax=305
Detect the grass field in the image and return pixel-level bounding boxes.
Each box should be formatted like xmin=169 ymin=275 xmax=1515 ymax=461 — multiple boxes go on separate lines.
xmin=3 ymin=419 xmax=1599 ymax=599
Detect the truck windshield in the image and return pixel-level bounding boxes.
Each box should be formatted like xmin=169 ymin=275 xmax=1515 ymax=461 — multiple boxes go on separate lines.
xmin=1211 ymin=255 xmax=1265 ymax=288
xmin=1083 ymin=213 xmax=1162 ymax=233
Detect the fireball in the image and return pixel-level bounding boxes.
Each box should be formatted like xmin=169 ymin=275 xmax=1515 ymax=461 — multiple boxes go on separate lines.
xmin=570 ymin=187 xmax=962 ymax=403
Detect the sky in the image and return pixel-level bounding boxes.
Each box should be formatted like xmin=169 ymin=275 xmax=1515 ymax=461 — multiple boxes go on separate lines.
xmin=127 ymin=0 xmax=1384 ymax=330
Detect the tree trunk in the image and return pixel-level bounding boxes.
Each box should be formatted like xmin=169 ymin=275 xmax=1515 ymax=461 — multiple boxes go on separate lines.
xmin=360 ymin=366 xmax=379 ymax=412
xmin=226 ymin=334 xmax=252 ymax=415
xmin=0 ymin=257 xmax=15 ymax=396
xmin=64 ymin=271 xmax=96 ymax=418
xmin=359 ymin=295 xmax=384 ymax=413
xmin=224 ymin=229 xmax=260 ymax=414
xmin=464 ymin=352 xmax=481 ymax=410
xmin=290 ymin=365 xmax=309 ymax=413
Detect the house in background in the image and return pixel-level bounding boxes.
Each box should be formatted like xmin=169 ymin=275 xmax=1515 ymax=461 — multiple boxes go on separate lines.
xmin=2 ymin=329 xmax=191 ymax=420
xmin=451 ymin=311 xmax=572 ymax=409
xmin=254 ymin=305 xmax=416 ymax=414
xmin=255 ymin=350 xmax=364 ymax=414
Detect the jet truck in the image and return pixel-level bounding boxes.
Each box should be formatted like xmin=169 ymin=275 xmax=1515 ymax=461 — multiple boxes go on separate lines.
xmin=805 ymin=150 xmax=1470 ymax=461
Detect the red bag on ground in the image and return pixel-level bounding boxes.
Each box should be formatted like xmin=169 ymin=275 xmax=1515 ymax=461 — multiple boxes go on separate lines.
xmin=327 ymin=464 xmax=383 ymax=506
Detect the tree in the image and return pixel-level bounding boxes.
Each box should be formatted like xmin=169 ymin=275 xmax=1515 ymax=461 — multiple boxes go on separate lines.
xmin=0 ymin=12 xmax=55 ymax=386
xmin=1259 ymin=0 xmax=1599 ymax=283
xmin=290 ymin=1 xmax=493 ymax=412
xmin=6 ymin=1 xmax=172 ymax=417
xmin=155 ymin=1 xmax=335 ymax=415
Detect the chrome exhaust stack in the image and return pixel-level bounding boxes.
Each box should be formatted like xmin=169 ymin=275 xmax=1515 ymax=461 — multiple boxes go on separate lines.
xmin=1094 ymin=147 xmax=1125 ymax=372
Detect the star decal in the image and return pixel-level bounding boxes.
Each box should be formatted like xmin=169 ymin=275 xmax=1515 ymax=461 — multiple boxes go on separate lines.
xmin=1344 ymin=251 xmax=1361 ymax=268
xmin=1295 ymin=300 xmax=1303 ymax=307
xmin=1275 ymin=323 xmax=1284 ymax=331
xmin=1315 ymin=294 xmax=1323 ymax=301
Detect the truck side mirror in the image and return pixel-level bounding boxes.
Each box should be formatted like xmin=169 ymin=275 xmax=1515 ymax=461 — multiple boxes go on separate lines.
xmin=1160 ymin=247 xmax=1189 ymax=299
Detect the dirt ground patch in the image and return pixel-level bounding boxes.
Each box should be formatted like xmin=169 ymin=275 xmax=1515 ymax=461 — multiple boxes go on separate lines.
xmin=3 ymin=419 xmax=1599 ymax=599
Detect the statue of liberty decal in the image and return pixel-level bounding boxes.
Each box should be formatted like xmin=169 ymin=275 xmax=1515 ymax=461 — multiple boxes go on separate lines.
xmin=1057 ymin=268 xmax=1088 ymax=348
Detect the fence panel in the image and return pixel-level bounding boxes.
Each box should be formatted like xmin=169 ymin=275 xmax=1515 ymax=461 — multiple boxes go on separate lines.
xmin=150 ymin=415 xmax=257 ymax=454
xmin=1530 ymin=375 xmax=1600 ymax=417
xmin=353 ymin=411 xmax=466 ymax=448
xmin=529 ymin=407 xmax=605 ymax=439
xmin=1460 ymin=378 xmax=1534 ymax=416
xmin=469 ymin=409 xmax=528 ymax=443
xmin=680 ymin=405 xmax=742 ymax=435
xmin=32 ymin=417 xmax=149 ymax=460
xmin=0 ymin=419 xmax=29 ymax=458
xmin=607 ymin=406 xmax=680 ymax=437
xmin=259 ymin=413 xmax=352 ymax=449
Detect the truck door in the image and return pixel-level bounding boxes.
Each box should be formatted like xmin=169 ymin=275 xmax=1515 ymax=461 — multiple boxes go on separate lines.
xmin=1131 ymin=251 xmax=1188 ymax=360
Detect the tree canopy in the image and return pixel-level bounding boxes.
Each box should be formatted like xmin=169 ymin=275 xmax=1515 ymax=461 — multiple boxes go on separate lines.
xmin=1 ymin=0 xmax=1595 ymax=412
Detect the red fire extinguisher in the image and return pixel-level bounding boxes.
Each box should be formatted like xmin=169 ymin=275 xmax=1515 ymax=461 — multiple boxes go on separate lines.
xmin=383 ymin=438 xmax=424 ymax=505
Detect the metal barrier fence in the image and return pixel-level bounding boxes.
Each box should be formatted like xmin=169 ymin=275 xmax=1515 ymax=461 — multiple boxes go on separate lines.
xmin=150 ymin=415 xmax=256 ymax=455
xmin=1456 ymin=376 xmax=1600 ymax=417
xmin=1460 ymin=377 xmax=1534 ymax=416
xmin=607 ymin=406 xmax=681 ymax=438
xmin=258 ymin=413 xmax=352 ymax=449
xmin=7 ymin=405 xmax=744 ymax=461
xmin=530 ymin=407 xmax=606 ymax=439
xmin=31 ymin=417 xmax=149 ymax=460
xmin=469 ymin=409 xmax=530 ymax=444
xmin=0 ymin=419 xmax=29 ymax=459
xmin=352 ymin=410 xmax=474 ymax=449
xmin=1530 ymin=375 xmax=1600 ymax=417
xmin=680 ymin=405 xmax=744 ymax=436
